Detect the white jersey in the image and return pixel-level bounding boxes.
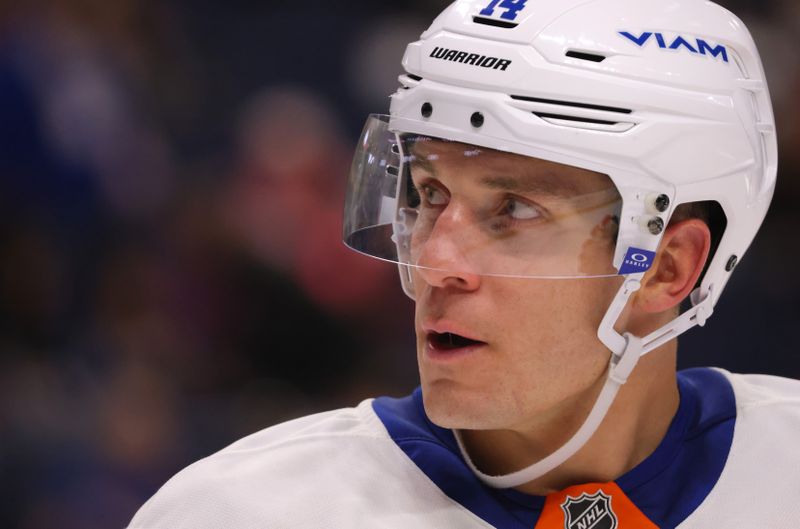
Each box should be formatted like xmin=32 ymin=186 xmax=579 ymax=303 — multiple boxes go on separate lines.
xmin=128 ymin=368 xmax=800 ymax=529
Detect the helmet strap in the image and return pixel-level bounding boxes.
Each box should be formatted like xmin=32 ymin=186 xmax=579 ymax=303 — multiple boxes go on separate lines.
xmin=453 ymin=277 xmax=715 ymax=489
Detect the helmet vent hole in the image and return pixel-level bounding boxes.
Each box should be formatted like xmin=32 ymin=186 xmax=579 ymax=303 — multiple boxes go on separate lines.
xmin=472 ymin=16 xmax=518 ymax=29
xmin=399 ymin=74 xmax=423 ymax=91
xmin=507 ymin=95 xmax=635 ymax=132
xmin=509 ymin=95 xmax=631 ymax=114
xmin=533 ymin=113 xmax=618 ymax=126
xmin=566 ymin=50 xmax=607 ymax=63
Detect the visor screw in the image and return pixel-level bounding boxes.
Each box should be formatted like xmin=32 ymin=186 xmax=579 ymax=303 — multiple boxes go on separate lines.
xmin=726 ymin=255 xmax=738 ymax=272
xmin=421 ymin=102 xmax=433 ymax=118
xmin=471 ymin=112 xmax=485 ymax=128
xmin=654 ymin=194 xmax=670 ymax=213
xmin=647 ymin=217 xmax=664 ymax=235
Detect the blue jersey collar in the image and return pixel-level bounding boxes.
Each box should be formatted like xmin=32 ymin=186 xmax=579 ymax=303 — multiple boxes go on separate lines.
xmin=372 ymin=368 xmax=736 ymax=529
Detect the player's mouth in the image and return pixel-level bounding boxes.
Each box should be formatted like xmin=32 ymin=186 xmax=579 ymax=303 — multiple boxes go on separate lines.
xmin=425 ymin=331 xmax=487 ymax=359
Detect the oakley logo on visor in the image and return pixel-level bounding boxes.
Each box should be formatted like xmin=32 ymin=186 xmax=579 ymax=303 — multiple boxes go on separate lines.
xmin=619 ymin=247 xmax=656 ymax=275
xmin=619 ymin=31 xmax=729 ymax=63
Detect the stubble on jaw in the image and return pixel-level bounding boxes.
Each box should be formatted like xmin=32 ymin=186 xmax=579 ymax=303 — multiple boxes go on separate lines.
xmin=416 ymin=275 xmax=621 ymax=432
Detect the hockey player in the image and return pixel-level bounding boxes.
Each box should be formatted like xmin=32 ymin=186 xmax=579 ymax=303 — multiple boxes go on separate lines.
xmin=129 ymin=0 xmax=800 ymax=528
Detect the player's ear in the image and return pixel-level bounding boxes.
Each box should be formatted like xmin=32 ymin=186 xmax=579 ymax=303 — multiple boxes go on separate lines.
xmin=634 ymin=219 xmax=711 ymax=313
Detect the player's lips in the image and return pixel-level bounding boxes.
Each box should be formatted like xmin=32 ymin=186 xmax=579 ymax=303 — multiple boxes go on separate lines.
xmin=421 ymin=321 xmax=487 ymax=358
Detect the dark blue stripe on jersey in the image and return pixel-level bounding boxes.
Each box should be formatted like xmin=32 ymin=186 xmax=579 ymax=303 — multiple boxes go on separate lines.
xmin=617 ymin=367 xmax=736 ymax=528
xmin=372 ymin=367 xmax=736 ymax=529
xmin=373 ymin=387 xmax=543 ymax=529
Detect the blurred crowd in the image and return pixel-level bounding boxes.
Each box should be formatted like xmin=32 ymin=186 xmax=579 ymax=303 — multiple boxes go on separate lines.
xmin=0 ymin=1 xmax=797 ymax=527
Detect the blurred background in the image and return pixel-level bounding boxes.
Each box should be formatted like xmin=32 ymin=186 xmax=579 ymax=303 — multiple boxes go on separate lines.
xmin=0 ymin=0 xmax=797 ymax=527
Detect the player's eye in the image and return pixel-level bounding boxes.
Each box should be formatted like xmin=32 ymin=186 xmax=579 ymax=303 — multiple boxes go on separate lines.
xmin=419 ymin=184 xmax=448 ymax=206
xmin=502 ymin=197 xmax=541 ymax=221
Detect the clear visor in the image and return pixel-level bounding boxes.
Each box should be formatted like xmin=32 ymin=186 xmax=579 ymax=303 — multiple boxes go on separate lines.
xmin=343 ymin=115 xmax=623 ymax=279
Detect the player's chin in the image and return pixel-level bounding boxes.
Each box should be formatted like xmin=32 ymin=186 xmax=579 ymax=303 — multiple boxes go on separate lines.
xmin=420 ymin=377 xmax=504 ymax=430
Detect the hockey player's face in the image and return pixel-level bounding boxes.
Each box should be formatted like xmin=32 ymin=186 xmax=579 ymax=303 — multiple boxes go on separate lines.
xmin=408 ymin=140 xmax=624 ymax=430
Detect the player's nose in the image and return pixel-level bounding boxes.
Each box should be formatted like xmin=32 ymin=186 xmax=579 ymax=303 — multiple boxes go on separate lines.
xmin=412 ymin=205 xmax=482 ymax=292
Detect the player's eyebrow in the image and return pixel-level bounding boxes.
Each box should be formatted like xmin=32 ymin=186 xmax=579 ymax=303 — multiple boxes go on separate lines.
xmin=407 ymin=155 xmax=436 ymax=174
xmin=479 ymin=173 xmax=581 ymax=197
xmin=407 ymin=146 xmax=594 ymax=198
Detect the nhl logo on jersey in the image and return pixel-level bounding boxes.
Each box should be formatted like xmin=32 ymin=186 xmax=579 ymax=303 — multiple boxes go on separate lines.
xmin=560 ymin=491 xmax=618 ymax=529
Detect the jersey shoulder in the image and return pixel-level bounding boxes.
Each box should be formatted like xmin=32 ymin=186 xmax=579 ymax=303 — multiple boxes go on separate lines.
xmin=127 ymin=401 xmax=383 ymax=529
xmin=127 ymin=398 xmax=492 ymax=529
xmin=680 ymin=370 xmax=800 ymax=528
xmin=727 ymin=370 xmax=800 ymax=409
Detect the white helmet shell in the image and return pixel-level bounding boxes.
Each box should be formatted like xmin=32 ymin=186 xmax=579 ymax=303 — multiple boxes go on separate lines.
xmin=390 ymin=0 xmax=777 ymax=311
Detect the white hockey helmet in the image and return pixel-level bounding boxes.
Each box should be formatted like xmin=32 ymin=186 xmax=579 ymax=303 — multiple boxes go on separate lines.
xmin=343 ymin=0 xmax=776 ymax=485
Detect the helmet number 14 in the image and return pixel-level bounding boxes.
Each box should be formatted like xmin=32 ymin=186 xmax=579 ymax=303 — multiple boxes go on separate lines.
xmin=479 ymin=0 xmax=528 ymax=21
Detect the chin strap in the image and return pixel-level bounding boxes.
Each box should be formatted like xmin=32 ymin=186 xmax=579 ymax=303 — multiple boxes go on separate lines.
xmin=454 ymin=278 xmax=715 ymax=489
xmin=454 ymin=332 xmax=642 ymax=489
